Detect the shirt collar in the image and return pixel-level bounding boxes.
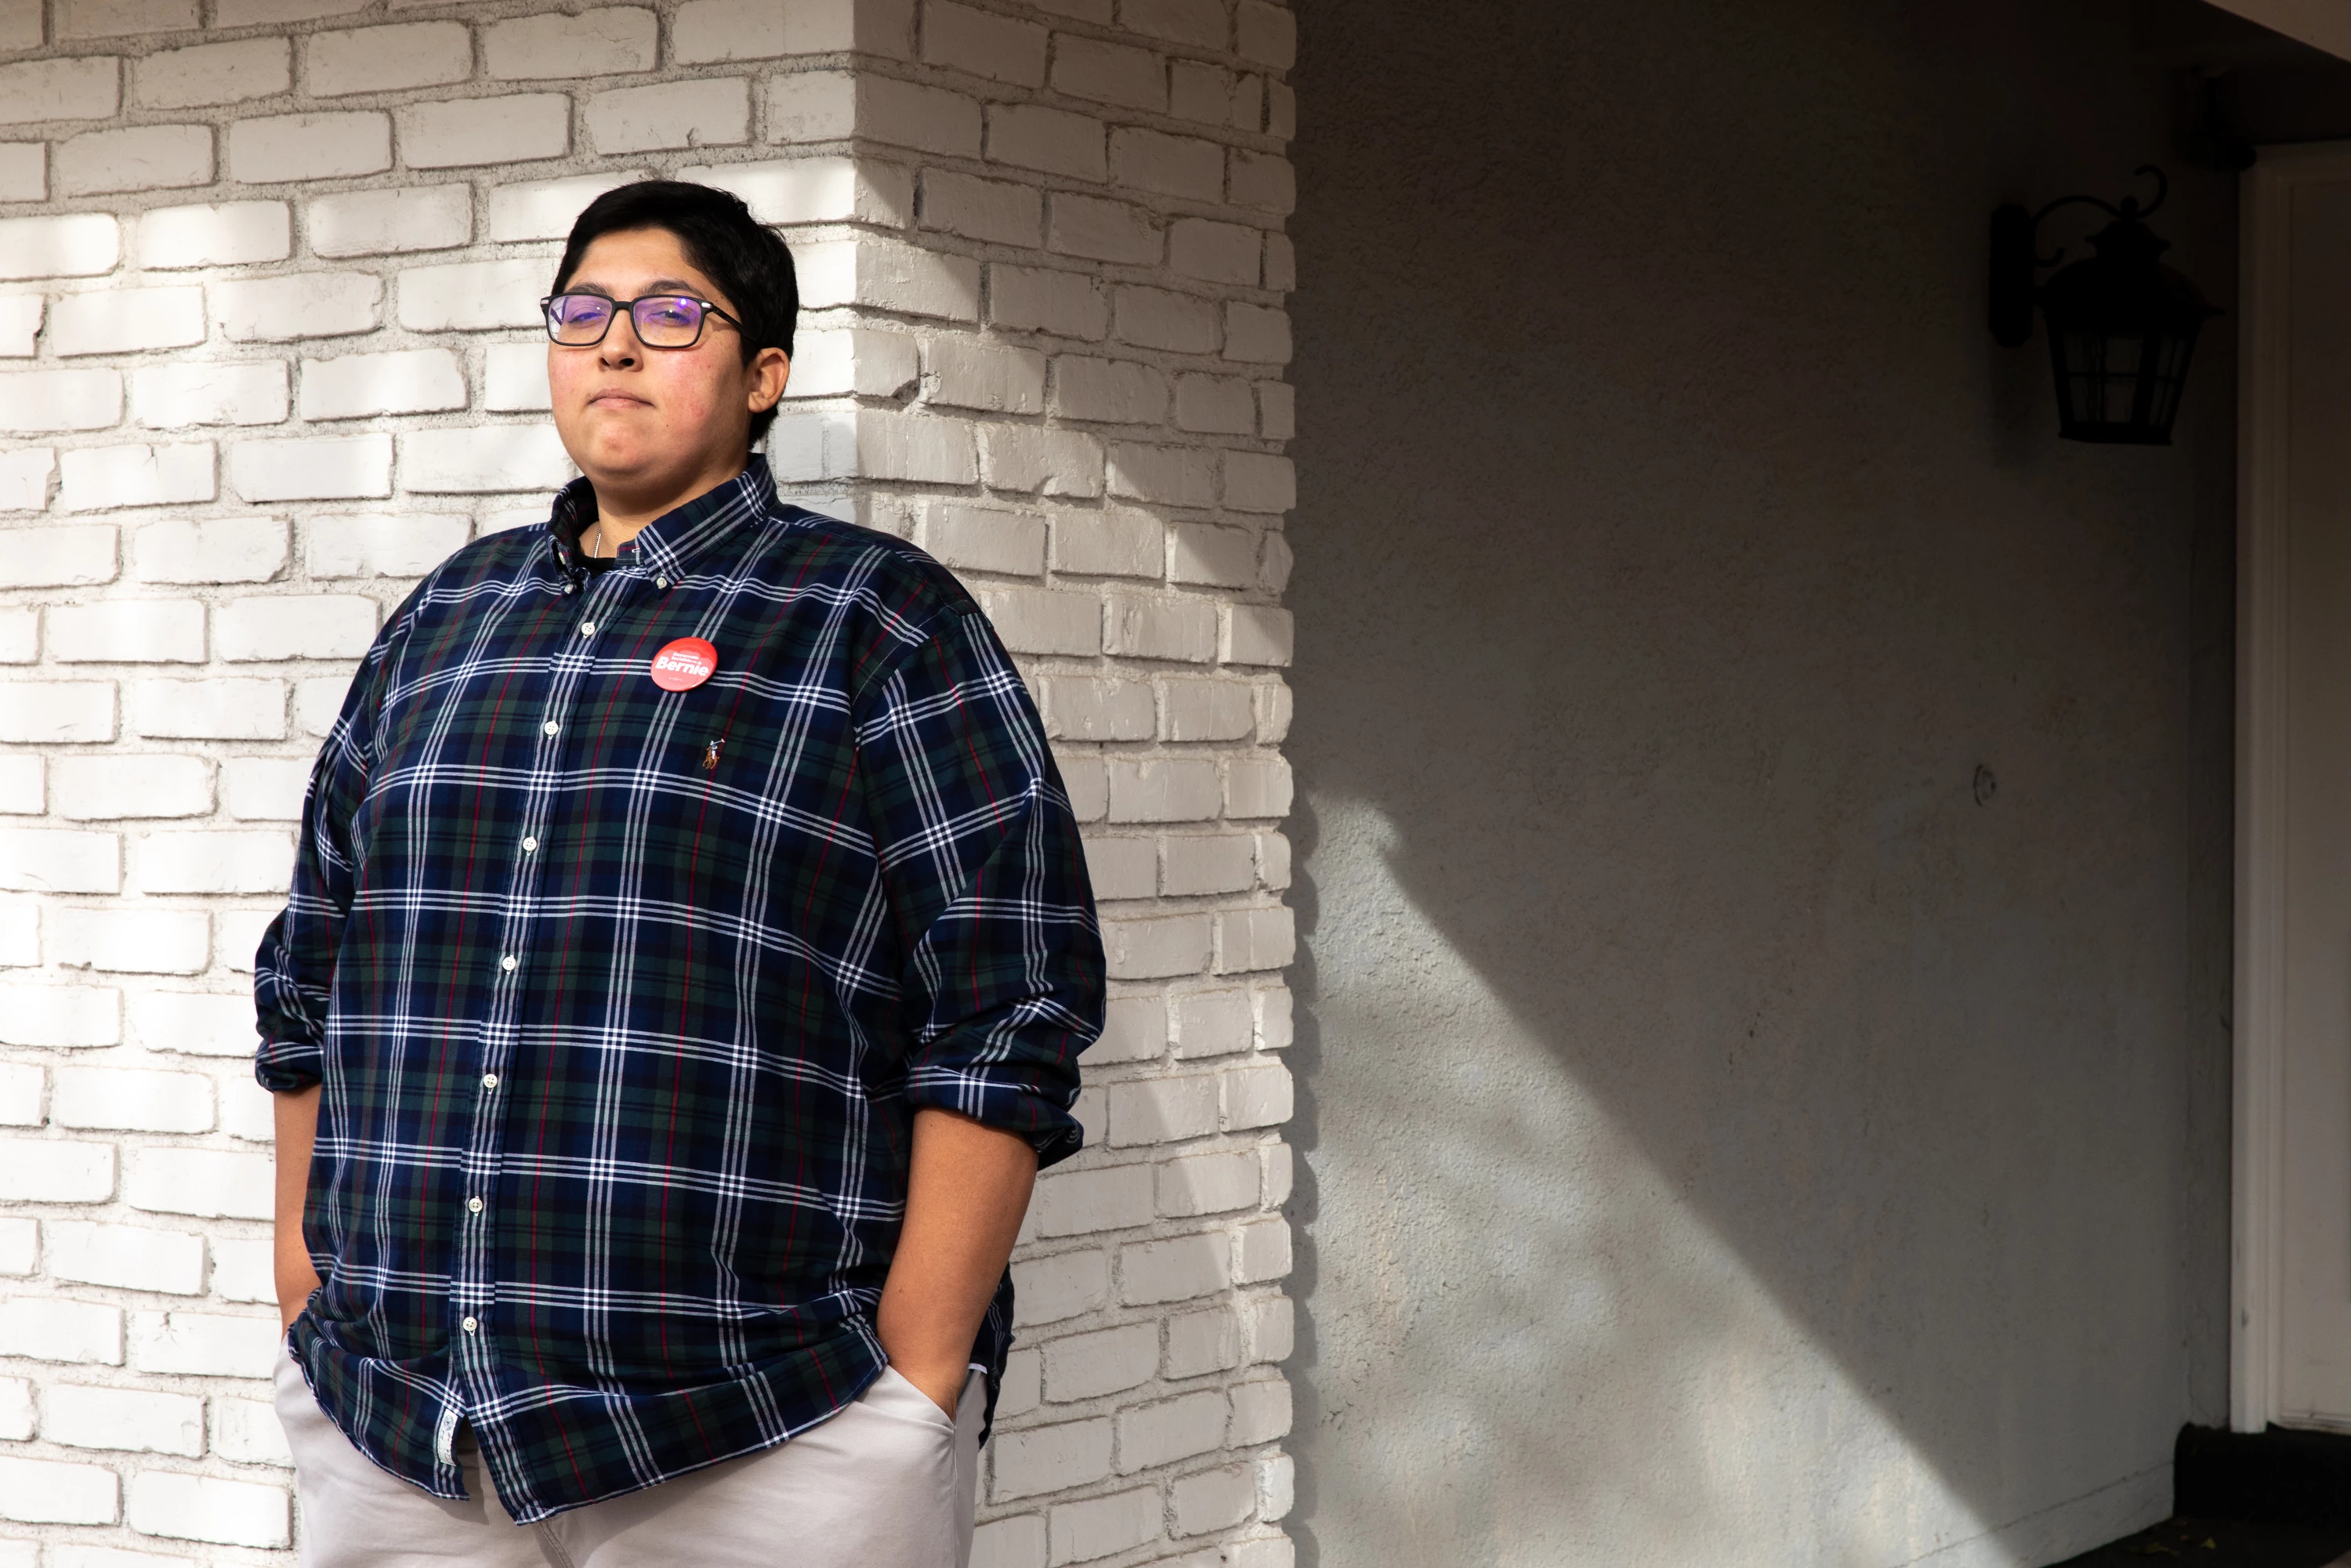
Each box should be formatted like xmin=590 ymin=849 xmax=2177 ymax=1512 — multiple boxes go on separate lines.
xmin=544 ymin=458 xmax=781 ymax=585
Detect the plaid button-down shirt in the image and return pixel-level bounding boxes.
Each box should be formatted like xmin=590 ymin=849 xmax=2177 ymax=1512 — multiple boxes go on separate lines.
xmin=254 ymin=459 xmax=1102 ymax=1523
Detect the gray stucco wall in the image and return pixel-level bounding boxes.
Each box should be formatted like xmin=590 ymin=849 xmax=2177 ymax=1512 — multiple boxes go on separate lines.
xmin=1283 ymin=1 xmax=2238 ymax=1563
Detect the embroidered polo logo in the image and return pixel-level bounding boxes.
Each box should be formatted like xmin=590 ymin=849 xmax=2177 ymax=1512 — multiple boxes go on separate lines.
xmin=650 ymin=638 xmax=718 ymax=692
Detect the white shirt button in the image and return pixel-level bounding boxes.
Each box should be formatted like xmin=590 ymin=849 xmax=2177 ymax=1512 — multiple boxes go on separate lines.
xmin=466 ymin=1197 xmax=485 ymax=1214
xmin=564 ymin=584 xmax=577 ymax=596
xmin=579 ymin=622 xmax=596 ymax=636
xmin=656 ymin=576 xmax=669 ymax=589
xmin=462 ymin=1316 xmax=479 ymax=1334
xmin=521 ymin=836 xmax=538 ymax=853
xmin=542 ymin=720 xmax=559 ymax=737
xmin=500 ymin=954 xmax=517 ymax=972
xmin=481 ymin=1073 xmax=498 ymax=1090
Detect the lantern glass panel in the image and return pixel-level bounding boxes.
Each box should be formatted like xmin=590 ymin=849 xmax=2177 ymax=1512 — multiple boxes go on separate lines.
xmin=2046 ymin=321 xmax=2200 ymax=445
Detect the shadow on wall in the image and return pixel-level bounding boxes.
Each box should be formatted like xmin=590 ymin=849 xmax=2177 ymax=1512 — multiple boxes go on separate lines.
xmin=1281 ymin=0 xmax=2239 ymax=1563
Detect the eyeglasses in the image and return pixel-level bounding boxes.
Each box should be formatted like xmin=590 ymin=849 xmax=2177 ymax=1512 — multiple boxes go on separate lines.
xmin=540 ymin=292 xmax=742 ymax=349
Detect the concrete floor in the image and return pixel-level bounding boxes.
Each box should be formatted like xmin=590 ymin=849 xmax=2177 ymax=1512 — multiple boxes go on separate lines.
xmin=2052 ymin=1517 xmax=2351 ymax=1566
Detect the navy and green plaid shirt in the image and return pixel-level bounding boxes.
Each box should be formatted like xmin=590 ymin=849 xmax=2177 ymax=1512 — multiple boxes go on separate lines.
xmin=254 ymin=458 xmax=1102 ymax=1523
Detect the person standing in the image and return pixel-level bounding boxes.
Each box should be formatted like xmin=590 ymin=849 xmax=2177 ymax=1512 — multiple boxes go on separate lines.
xmin=255 ymin=179 xmax=1103 ymax=1567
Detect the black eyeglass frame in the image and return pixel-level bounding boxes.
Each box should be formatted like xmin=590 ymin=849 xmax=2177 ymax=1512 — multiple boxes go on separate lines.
xmin=539 ymin=292 xmax=745 ymax=349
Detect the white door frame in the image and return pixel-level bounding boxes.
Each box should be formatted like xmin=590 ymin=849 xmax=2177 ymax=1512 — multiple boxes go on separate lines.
xmin=2232 ymin=139 xmax=2351 ymax=1432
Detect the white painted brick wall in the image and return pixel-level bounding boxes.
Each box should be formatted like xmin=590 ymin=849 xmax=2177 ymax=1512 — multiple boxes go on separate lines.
xmin=0 ymin=2 xmax=1294 ymax=1563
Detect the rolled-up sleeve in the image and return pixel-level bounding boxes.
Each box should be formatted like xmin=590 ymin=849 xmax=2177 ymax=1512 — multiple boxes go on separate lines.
xmin=855 ymin=604 xmax=1103 ymax=1168
xmin=252 ymin=630 xmax=393 ymax=1093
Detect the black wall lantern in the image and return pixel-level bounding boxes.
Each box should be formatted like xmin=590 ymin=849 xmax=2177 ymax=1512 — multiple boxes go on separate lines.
xmin=1990 ymin=166 xmax=2219 ymax=445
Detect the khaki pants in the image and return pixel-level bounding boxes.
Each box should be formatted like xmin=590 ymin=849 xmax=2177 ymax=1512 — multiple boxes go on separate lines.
xmin=274 ymin=1356 xmax=984 ymax=1568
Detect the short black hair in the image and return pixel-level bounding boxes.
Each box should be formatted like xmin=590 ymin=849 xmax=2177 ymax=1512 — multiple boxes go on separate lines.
xmin=552 ymin=179 xmax=797 ymax=451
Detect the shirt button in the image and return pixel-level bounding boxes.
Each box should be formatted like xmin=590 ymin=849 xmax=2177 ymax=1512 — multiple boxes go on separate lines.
xmin=481 ymin=1073 xmax=498 ymax=1090
xmin=466 ymin=1197 xmax=485 ymax=1214
xmin=564 ymin=584 xmax=577 ymax=596
xmin=500 ymin=954 xmax=517 ymax=972
xmin=542 ymin=720 xmax=559 ymax=737
xmin=521 ymin=836 xmax=538 ymax=853
xmin=579 ymin=622 xmax=596 ymax=636
xmin=462 ymin=1316 xmax=479 ymax=1334
xmin=656 ymin=576 xmax=669 ymax=589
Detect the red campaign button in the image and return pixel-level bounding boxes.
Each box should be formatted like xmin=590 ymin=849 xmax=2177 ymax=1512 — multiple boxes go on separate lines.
xmin=649 ymin=637 xmax=717 ymax=692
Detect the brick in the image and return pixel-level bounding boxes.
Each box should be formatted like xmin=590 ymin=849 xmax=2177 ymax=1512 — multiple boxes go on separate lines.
xmin=46 ymin=1219 xmax=205 ymax=1295
xmin=0 ymin=5 xmax=30 ymax=45
xmin=1120 ymin=1389 xmax=1226 ymax=1472
xmin=923 ymin=2 xmax=1046 ymax=85
xmin=975 ymin=1515 xmax=1048 ymax=1568
xmin=0 ymin=682 xmax=114 ymax=746
xmin=127 ymin=1470 xmax=289 ymax=1548
xmin=51 ymin=907 xmax=208 ymax=974
xmin=1103 ymin=912 xmax=1212 ymax=981
xmin=308 ymin=512 xmax=469 ymax=578
xmin=0 ymin=155 xmax=39 ymax=203
xmin=1228 ymin=1377 xmax=1288 ymax=1446
xmin=126 ymin=990 xmax=259 ymax=1058
xmin=922 ymin=503 xmax=1044 ymax=576
xmin=920 ymin=169 xmax=1041 ymax=246
xmin=1266 ymin=79 xmax=1295 ymax=141
xmin=131 ymin=362 xmax=289 ymax=429
xmin=56 ymin=754 xmax=211 ymax=820
xmin=1161 ymin=1147 xmax=1258 ymax=1216
xmin=306 ymin=21 xmax=469 ymax=96
xmin=212 ymin=273 xmax=382 ymax=343
xmin=1172 ymin=1465 xmax=1254 ymax=1535
xmin=1052 ymin=196 xmax=1160 ymax=268
xmin=310 ymin=185 xmax=471 ymax=258
xmin=1172 ymin=987 xmax=1253 ymax=1062
xmin=0 ymin=614 xmax=34 ymax=668
xmin=980 ymin=426 xmax=1106 ymax=497
xmin=1256 ymin=834 xmax=1291 ymax=892
xmin=299 ymin=348 xmax=465 ymax=421
xmin=396 ymin=95 xmax=570 ymax=169
xmin=993 ymin=1418 xmax=1113 ymax=1501
xmin=1109 ymin=128 xmax=1224 ymax=201
xmin=199 ymin=1240 xmax=270 ymax=1303
xmin=135 ymin=519 xmax=288 ymax=585
xmin=1224 ymin=304 xmax=1291 ymax=364
xmin=1053 ymin=37 xmax=1164 ymax=110
xmin=217 ymin=0 xmax=370 ymax=21
xmin=1225 ymin=755 xmax=1290 ymax=818
xmin=976 ymin=588 xmax=1099 ymax=656
xmin=133 ymin=37 xmax=289 ymax=108
xmin=227 ymin=111 xmax=389 ymax=183
xmin=0 ymin=214 xmax=120 ymax=281
xmin=136 ymin=203 xmax=288 ymax=277
xmin=1122 ymin=1232 xmax=1228 ymax=1305
xmin=401 ymin=428 xmax=576 ymax=493
xmin=764 ymin=68 xmax=856 ymax=140
xmin=56 ymin=123 xmax=212 ymax=197
xmin=1163 ymin=1305 xmax=1240 ymax=1378
xmin=0 ymin=368 xmax=121 ymax=434
xmin=1125 ymin=0 xmax=1226 ymax=43
xmin=1086 ymin=994 xmax=1166 ymax=1063
xmin=863 ymin=75 xmax=984 ymax=156
xmin=1053 ymin=509 xmax=1161 ymax=578
xmin=489 ymin=172 xmax=647 ymax=242
xmin=1236 ymin=0 xmax=1296 ymax=67
xmin=1168 ymin=60 xmax=1237 ymax=125
xmin=1174 ymin=373 xmax=1255 ymax=434
xmin=991 ymin=265 xmax=1108 ymax=339
xmin=1233 ymin=1215 xmax=1289 ymax=1282
xmin=1107 ymin=757 xmax=1219 ymax=823
xmin=1109 ymin=1073 xmax=1217 ymax=1143
xmin=397 ymin=258 xmax=547 ymax=331
xmin=682 ymin=154 xmax=907 ymax=227
xmin=1228 ymin=151 xmax=1294 ymax=215
xmin=486 ymin=8 xmax=658 ymax=79
xmin=1042 ymin=1321 xmax=1155 ymax=1400
xmin=1049 ymin=1485 xmax=1159 ymax=1563
xmin=1114 ymin=286 xmax=1219 ymax=353
xmin=1034 ymin=1163 xmax=1154 ymax=1239
xmin=0 ymin=58 xmax=120 ymax=127
xmin=796 ymin=240 xmax=980 ymax=320
xmin=587 ymin=78 xmax=752 ymax=154
xmin=1082 ymin=835 xmax=1156 ymax=900
xmin=1169 ymin=523 xmax=1255 ymax=588
xmin=0 ymin=1295 xmax=121 ymax=1365
xmin=987 ymin=104 xmax=1105 ymax=180
xmin=1163 ymin=835 xmax=1254 ymax=897
xmin=0 ymin=295 xmax=38 ymax=357
xmin=1215 ymin=906 xmax=1292 ymax=973
xmin=217 ymin=1075 xmax=276 ymax=1141
xmin=50 ymin=601 xmax=205 ymax=664
xmin=51 ymin=288 xmax=207 ymax=359
xmin=1169 ymin=219 xmax=1261 ymax=285
xmin=226 ymin=433 xmax=392 ymax=502
xmin=294 ymin=675 xmax=349 ymax=737
xmin=1106 ymin=596 xmax=1216 ymax=661
xmin=213 ymin=1395 xmax=292 ymax=1465
xmin=1010 ymin=1248 xmax=1107 ymax=1325
xmin=1045 ymin=678 xmax=1154 ymax=743
xmin=1221 ymin=605 xmax=1291 ymax=666
xmin=125 ymin=1150 xmax=272 ymax=1220
xmin=131 ymin=830 xmax=294 ymax=894
xmin=926 ymin=337 xmax=1045 ymax=412
xmin=0 ymin=824 xmax=120 ymax=894
xmin=0 ymin=1063 xmax=38 ymax=1122
xmin=0 ymin=1375 xmax=23 ymax=1436
xmin=131 ymin=678 xmax=285 ymax=741
xmin=45 ymin=1382 xmax=205 ymax=1454
xmin=1161 ymin=680 xmax=1253 ymax=742
xmin=224 ymin=757 xmax=310 ymax=820
xmin=1055 ymin=357 xmax=1168 ymax=425
xmin=60 ymin=0 xmax=197 ymax=35
xmin=1259 ymin=380 xmax=1294 ymax=437
xmin=0 ymin=1454 xmax=118 ymax=1525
